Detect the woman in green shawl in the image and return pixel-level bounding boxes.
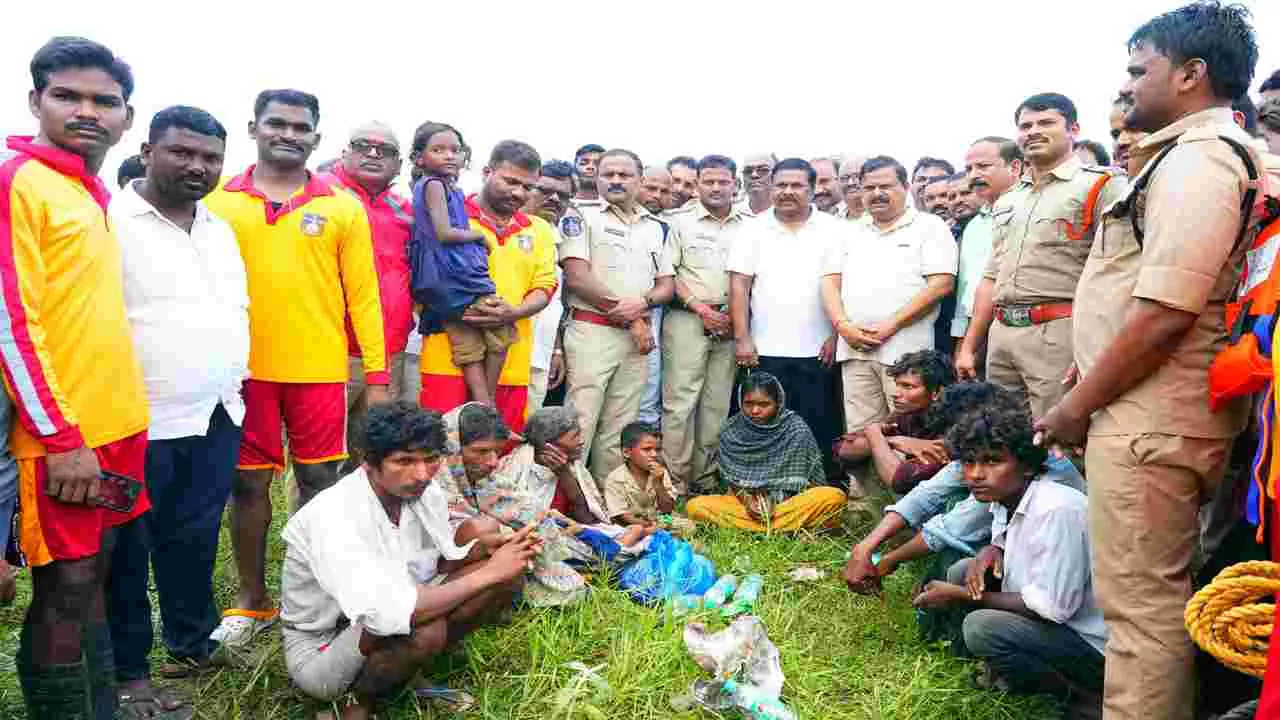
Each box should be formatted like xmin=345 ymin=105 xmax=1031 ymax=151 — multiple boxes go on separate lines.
xmin=687 ymin=372 xmax=847 ymax=532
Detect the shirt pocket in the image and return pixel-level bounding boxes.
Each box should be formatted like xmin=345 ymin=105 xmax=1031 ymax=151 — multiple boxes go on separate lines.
xmin=596 ymin=236 xmax=630 ymax=271
xmin=683 ymin=237 xmax=724 ymax=271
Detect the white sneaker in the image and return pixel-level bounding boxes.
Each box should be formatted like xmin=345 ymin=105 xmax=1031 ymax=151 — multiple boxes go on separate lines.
xmin=210 ymin=611 xmax=278 ymax=649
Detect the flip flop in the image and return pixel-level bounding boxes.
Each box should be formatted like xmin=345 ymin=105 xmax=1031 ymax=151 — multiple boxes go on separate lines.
xmin=210 ymin=608 xmax=279 ymax=649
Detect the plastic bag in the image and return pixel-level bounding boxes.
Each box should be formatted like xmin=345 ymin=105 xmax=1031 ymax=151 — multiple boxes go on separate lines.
xmin=682 ymin=616 xmax=784 ymax=697
xmin=617 ymin=531 xmax=716 ymax=604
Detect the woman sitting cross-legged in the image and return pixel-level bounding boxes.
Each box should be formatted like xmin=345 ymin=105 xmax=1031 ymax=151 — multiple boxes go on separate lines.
xmin=687 ymin=372 xmax=846 ymax=532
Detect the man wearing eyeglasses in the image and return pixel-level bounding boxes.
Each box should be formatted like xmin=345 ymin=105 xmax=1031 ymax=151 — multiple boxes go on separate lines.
xmin=736 ymin=152 xmax=776 ymax=216
xmin=837 ymin=154 xmax=866 ymax=221
xmin=523 ymin=160 xmax=577 ymax=411
xmin=322 ymin=123 xmax=414 ymax=469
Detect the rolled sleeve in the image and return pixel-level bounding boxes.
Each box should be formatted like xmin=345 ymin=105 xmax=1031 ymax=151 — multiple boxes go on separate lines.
xmin=921 ymin=223 xmax=959 ymax=277
xmin=884 ymin=460 xmax=967 ymax=527
xmin=1132 ymin=142 xmax=1247 ymax=314
xmin=311 ymin=530 xmax=419 ymax=637
xmin=921 ymin=495 xmax=991 ymax=555
xmin=726 ymin=225 xmax=759 ymax=277
xmin=822 ymin=238 xmax=846 ymax=276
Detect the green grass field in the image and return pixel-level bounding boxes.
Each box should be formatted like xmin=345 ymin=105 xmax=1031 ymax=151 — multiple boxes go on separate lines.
xmin=0 ymin=482 xmax=1062 ymax=719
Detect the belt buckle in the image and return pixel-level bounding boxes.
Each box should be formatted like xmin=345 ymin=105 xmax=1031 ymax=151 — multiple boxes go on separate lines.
xmin=1004 ymin=307 xmax=1032 ymax=327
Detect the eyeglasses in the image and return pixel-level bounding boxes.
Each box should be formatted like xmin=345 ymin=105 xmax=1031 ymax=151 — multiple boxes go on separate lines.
xmin=744 ymin=165 xmax=772 ymax=176
xmin=533 ymin=185 xmax=572 ymax=202
xmin=350 ymin=139 xmax=400 ymax=159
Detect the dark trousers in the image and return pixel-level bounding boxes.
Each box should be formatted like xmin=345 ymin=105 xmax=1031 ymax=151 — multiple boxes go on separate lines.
xmin=108 ymin=404 xmax=240 ymax=681
xmin=742 ymin=356 xmax=841 ymax=479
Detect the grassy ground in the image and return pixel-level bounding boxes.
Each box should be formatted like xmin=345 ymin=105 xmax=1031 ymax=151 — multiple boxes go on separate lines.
xmin=0 ymin=482 xmax=1061 ymax=719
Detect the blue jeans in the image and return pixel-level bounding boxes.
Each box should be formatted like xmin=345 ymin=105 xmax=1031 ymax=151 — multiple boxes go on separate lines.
xmin=108 ymin=405 xmax=240 ymax=680
xmin=638 ymin=307 xmax=663 ymax=425
xmin=0 ymin=398 xmax=16 ymax=555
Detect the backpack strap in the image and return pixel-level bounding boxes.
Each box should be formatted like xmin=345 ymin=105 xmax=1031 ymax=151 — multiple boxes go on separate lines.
xmin=1061 ymin=172 xmax=1115 ymax=241
xmin=1128 ymin=136 xmax=1259 ymax=249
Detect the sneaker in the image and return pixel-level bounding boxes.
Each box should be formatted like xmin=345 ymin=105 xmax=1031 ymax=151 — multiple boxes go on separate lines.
xmin=209 ymin=609 xmax=279 ymax=649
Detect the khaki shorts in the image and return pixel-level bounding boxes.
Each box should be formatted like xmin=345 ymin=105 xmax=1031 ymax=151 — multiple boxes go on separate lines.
xmin=444 ymin=295 xmax=517 ymax=366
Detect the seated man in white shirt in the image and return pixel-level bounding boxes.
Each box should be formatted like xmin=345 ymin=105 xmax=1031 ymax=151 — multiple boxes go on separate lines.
xmin=281 ymin=402 xmax=539 ymax=719
xmin=911 ymin=402 xmax=1104 ymax=712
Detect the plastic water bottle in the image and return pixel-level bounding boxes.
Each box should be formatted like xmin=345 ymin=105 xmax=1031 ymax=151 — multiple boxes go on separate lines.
xmin=702 ymin=574 xmax=739 ymax=609
xmin=672 ymin=594 xmax=702 ymax=616
xmin=722 ymin=679 xmax=797 ymax=720
xmin=722 ymin=574 xmax=764 ymax=617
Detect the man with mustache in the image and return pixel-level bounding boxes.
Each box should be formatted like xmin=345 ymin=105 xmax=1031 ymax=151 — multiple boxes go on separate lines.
xmin=821 ymin=156 xmax=956 ymax=502
xmin=637 ymin=165 xmax=674 ymax=215
xmin=573 ymin=143 xmax=605 ymax=208
xmin=108 ymin=105 xmax=246 ymax=716
xmin=1110 ymin=96 xmax=1149 ymax=174
xmin=957 ymin=94 xmax=1128 ymax=423
xmin=561 ymin=148 xmax=675 ymax=480
xmin=949 ymin=138 xmax=1022 ymax=368
xmin=949 ymin=174 xmax=981 ymax=231
xmin=911 ymin=157 xmax=955 ymax=209
xmin=837 ymin=154 xmax=867 ymax=220
xmin=206 ymin=88 xmax=388 ymax=649
xmin=737 ymin=152 xmax=776 ymax=215
xmin=728 ymin=158 xmax=843 ymax=479
xmin=523 ymin=159 xmax=578 ymax=412
xmin=812 ymin=157 xmax=844 ymax=215
xmin=322 ymin=123 xmax=415 ymax=471
xmin=2 ymin=36 xmax=149 ymax=719
xmin=416 ymin=141 xmax=557 ymax=434
xmin=666 ymin=156 xmax=698 ymax=213
xmin=661 ymin=155 xmax=754 ymax=494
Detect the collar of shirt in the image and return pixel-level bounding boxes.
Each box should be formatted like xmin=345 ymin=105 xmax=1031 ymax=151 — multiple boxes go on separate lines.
xmin=464 ymin=194 xmax=531 ymax=243
xmin=1136 ymin=106 xmax=1237 ymax=153
xmin=691 ymin=201 xmax=750 ymax=223
xmin=1039 ymin=153 xmax=1085 ymax=185
xmin=6 ymin=135 xmax=111 ymax=212
xmin=602 ymin=201 xmax=653 ymax=226
xmin=115 ymin=178 xmax=215 ymax=230
xmin=325 ymin=164 xmax=401 ymax=207
xmin=988 ymin=474 xmax=1043 ymax=533
xmin=764 ymin=205 xmax=824 ymax=230
xmin=866 ymin=205 xmax=921 ymax=237
xmin=222 ymin=165 xmax=335 ymax=224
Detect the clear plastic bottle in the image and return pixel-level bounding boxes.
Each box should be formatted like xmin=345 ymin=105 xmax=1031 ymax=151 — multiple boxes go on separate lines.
xmin=722 ymin=679 xmax=797 ymax=720
xmin=722 ymin=574 xmax=764 ymax=617
xmin=702 ymin=574 xmax=739 ymax=609
xmin=672 ymin=594 xmax=702 ymax=616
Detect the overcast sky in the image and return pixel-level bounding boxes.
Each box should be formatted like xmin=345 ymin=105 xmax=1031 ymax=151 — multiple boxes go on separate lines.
xmin=1 ymin=0 xmax=1277 ymax=189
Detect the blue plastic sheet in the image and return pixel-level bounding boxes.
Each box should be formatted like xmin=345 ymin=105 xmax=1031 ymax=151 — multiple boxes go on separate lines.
xmin=618 ymin=531 xmax=716 ymax=604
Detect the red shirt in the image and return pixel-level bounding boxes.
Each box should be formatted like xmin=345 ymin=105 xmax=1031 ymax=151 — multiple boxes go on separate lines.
xmin=323 ymin=166 xmax=413 ymax=356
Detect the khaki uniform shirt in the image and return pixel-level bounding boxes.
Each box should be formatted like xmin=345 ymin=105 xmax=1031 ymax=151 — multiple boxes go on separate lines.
xmin=984 ymin=155 xmax=1128 ymax=305
xmin=667 ymin=202 xmax=754 ymax=306
xmin=1074 ymin=107 xmax=1256 ymax=438
xmin=559 ymin=202 xmax=675 ymax=312
xmin=603 ymin=463 xmax=677 ymax=521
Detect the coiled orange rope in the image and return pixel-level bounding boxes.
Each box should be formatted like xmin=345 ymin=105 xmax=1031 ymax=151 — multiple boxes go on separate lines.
xmin=1185 ymin=561 xmax=1280 ymax=678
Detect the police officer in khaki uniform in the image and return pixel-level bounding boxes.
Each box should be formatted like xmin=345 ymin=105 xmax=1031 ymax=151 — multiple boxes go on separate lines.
xmin=661 ymin=155 xmax=753 ymax=494
xmin=1037 ymin=6 xmax=1260 ymax=716
xmin=561 ymin=148 xmax=675 ymax=480
xmin=956 ymin=93 xmax=1127 ymax=419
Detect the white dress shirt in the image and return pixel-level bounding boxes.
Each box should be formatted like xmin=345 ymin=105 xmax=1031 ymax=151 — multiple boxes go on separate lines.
xmin=111 ymin=181 xmax=249 ymax=440
xmin=825 ymin=207 xmax=957 ymax=364
xmin=281 ymin=468 xmax=477 ymax=637
xmin=727 ymin=207 xmax=847 ymax=358
xmin=990 ymin=478 xmax=1107 ymax=654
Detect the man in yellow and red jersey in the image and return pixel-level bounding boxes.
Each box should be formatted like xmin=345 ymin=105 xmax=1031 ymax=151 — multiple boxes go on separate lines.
xmin=206 ymin=89 xmax=387 ymax=649
xmin=417 ymin=139 xmax=557 ymax=433
xmin=321 ymin=121 xmax=413 ymax=467
xmin=1 ymin=37 xmax=149 ymax=719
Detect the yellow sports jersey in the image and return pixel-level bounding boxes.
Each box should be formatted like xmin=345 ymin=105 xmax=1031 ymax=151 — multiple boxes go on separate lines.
xmin=0 ymin=136 xmax=148 ymax=458
xmin=419 ymin=197 xmax=558 ymax=386
xmin=207 ymin=167 xmax=387 ymax=384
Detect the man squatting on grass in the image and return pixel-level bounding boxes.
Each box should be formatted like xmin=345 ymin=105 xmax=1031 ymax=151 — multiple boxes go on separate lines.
xmin=280 ymin=402 xmax=538 ymax=719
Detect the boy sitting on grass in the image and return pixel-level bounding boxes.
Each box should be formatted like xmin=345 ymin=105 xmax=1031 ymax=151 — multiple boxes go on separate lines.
xmin=604 ymin=422 xmax=693 ymax=541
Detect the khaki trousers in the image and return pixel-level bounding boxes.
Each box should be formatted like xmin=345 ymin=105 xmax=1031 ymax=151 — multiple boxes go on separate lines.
xmin=345 ymin=353 xmax=408 ymax=468
xmin=564 ymin=320 xmax=649 ymax=481
xmin=660 ymin=309 xmax=736 ymax=495
xmin=528 ymin=366 xmax=550 ymax=413
xmin=986 ymin=316 xmax=1073 ymax=420
xmin=1086 ymin=433 xmax=1229 ymax=720
xmin=840 ymin=358 xmax=895 ymax=431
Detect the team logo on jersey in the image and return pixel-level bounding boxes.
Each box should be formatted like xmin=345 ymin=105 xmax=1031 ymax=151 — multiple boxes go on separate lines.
xmin=560 ymin=215 xmax=583 ymax=238
xmin=517 ymin=233 xmax=534 ymax=252
xmin=300 ymin=213 xmax=328 ymax=237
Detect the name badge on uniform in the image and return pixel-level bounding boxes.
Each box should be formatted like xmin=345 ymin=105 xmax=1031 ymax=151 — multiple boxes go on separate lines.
xmin=605 ymin=227 xmax=626 ymax=237
xmin=517 ymin=233 xmax=534 ymax=252
xmin=300 ymin=212 xmax=327 ymax=237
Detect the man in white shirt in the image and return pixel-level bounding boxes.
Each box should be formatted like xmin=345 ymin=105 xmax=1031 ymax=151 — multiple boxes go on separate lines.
xmin=728 ymin=158 xmax=843 ymax=479
xmin=821 ymin=156 xmax=956 ymax=497
xmin=282 ymin=402 xmax=537 ymax=718
xmin=108 ymin=106 xmax=249 ymax=713
xmin=912 ymin=402 xmax=1104 ymax=713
